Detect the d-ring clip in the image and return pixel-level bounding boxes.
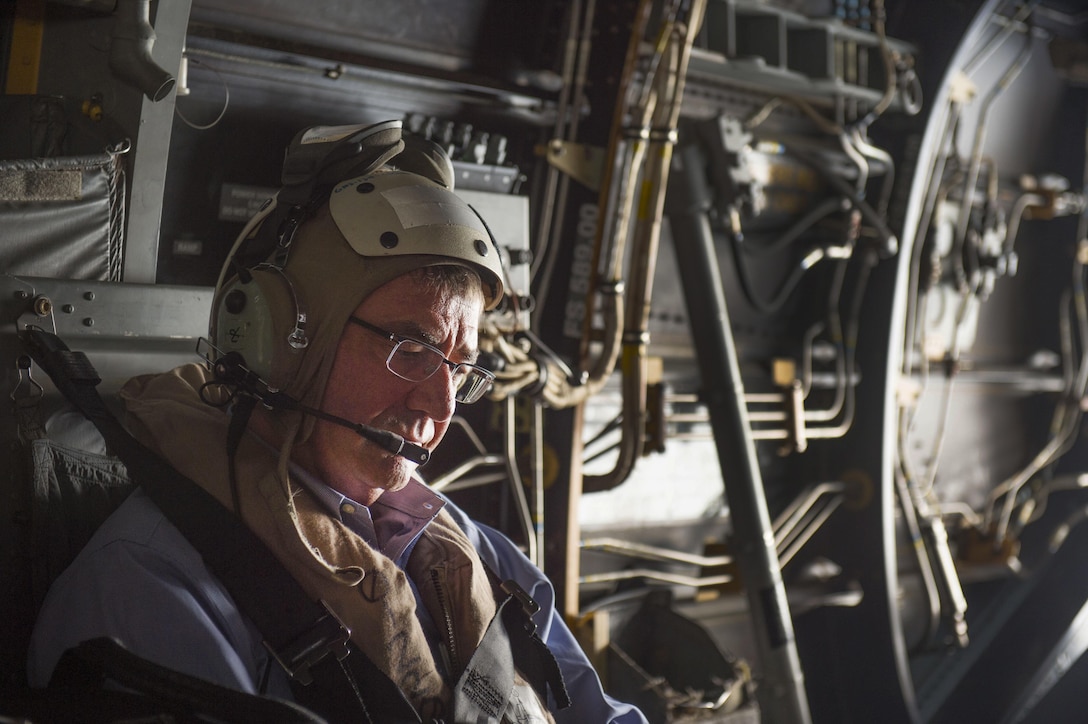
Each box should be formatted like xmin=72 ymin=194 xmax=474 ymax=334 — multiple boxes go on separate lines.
xmin=11 ymin=354 xmax=44 ymax=404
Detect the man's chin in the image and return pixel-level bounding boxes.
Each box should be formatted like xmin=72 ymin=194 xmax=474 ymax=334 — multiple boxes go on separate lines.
xmin=379 ymin=456 xmax=417 ymax=492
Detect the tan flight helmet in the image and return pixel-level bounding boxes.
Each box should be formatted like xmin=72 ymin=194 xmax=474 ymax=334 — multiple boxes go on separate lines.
xmin=209 ymin=120 xmax=505 ymax=443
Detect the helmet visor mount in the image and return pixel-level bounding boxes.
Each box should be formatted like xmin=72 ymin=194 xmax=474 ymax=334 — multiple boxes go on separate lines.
xmin=328 ymin=172 xmax=505 ymax=310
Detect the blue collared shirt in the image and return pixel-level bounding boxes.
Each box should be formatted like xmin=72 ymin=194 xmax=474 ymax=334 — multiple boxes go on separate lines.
xmin=292 ymin=464 xmax=444 ymax=561
xmin=28 ymin=475 xmax=647 ymax=723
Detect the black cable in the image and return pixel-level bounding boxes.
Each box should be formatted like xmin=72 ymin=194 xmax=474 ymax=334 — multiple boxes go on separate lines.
xmin=741 ymin=196 xmax=848 ymax=258
xmin=226 ymin=394 xmax=258 ymax=517
xmin=729 ymin=233 xmax=817 ymax=316
xmin=788 ymin=145 xmax=899 ymax=257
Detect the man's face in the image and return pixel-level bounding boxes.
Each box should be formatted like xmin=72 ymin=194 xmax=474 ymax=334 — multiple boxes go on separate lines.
xmin=298 ymin=270 xmax=485 ymax=505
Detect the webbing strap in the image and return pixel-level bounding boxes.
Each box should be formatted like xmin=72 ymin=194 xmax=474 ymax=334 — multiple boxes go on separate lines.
xmin=502 ymin=599 xmax=572 ymax=711
xmin=483 ymin=577 xmax=571 ymax=711
xmin=18 ymin=327 xmax=418 ymax=723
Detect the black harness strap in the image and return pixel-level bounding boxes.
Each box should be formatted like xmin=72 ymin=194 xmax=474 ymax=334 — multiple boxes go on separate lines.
xmin=48 ymin=636 xmax=328 ymax=723
xmin=486 ymin=577 xmax=572 ymax=712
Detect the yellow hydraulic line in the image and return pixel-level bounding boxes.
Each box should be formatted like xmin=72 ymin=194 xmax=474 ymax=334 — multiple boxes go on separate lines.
xmin=582 ymin=0 xmax=707 ymax=493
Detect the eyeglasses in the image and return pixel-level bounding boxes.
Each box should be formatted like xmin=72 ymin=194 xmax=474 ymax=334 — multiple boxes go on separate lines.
xmin=348 ymin=316 xmax=495 ymax=404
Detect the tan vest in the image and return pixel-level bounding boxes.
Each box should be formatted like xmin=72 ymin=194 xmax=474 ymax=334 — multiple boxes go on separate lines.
xmin=121 ymin=364 xmax=554 ymax=723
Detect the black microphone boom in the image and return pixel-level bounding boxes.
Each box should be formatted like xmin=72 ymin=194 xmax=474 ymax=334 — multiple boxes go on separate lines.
xmin=211 ymin=353 xmax=430 ymax=465
xmin=293 ymin=403 xmax=431 ymax=465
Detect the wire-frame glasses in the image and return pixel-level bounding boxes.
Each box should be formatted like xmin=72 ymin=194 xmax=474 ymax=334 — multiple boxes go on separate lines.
xmin=348 ymin=316 xmax=494 ymax=403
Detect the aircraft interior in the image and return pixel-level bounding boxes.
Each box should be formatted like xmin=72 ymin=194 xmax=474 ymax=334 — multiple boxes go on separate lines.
xmin=4 ymin=1 xmax=1088 ymax=722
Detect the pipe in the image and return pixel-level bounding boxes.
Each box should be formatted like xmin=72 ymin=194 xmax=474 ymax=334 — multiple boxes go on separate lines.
xmin=109 ymin=0 xmax=176 ymax=101
xmin=504 ymin=396 xmax=538 ymax=566
xmin=773 ymin=481 xmax=847 ymax=550
xmin=578 ymin=569 xmax=732 ymax=588
xmin=952 ymin=9 xmax=1035 ymax=293
xmin=582 ymin=0 xmax=706 ymax=493
xmin=581 ymin=537 xmax=732 ymax=568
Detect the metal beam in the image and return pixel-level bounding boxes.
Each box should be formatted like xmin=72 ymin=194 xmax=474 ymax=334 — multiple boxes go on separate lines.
xmin=123 ymin=0 xmax=193 ymax=283
xmin=666 ymin=140 xmax=812 ymax=724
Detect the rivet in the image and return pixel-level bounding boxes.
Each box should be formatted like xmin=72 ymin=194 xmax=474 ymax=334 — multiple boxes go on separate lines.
xmin=62 ymin=304 xmax=75 ymax=314
xmin=82 ymin=317 xmax=94 ymax=327
xmin=380 ymin=231 xmax=399 ymax=249
xmin=473 ymin=239 xmax=490 ymax=256
xmin=357 ymin=182 xmax=375 ymax=194
xmin=84 ymin=291 xmax=95 ymax=301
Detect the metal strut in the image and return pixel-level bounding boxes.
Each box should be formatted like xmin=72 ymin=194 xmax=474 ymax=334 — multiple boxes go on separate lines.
xmin=665 ymin=141 xmax=813 ymax=724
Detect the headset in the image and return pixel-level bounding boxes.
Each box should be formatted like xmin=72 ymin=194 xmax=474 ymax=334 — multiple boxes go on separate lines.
xmin=205 ymin=120 xmax=505 ymax=470
xmin=209 ymin=120 xmax=505 ymax=384
xmin=209 ymin=120 xmax=407 ymax=382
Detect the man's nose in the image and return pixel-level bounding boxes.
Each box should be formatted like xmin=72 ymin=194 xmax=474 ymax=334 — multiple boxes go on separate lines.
xmin=408 ymin=364 xmax=457 ymax=422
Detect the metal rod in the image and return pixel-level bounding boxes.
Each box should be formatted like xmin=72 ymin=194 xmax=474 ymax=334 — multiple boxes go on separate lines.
xmin=666 ymin=140 xmax=812 ymax=724
xmin=429 ymin=454 xmax=505 ymax=491
xmin=532 ymin=399 xmax=546 ymax=568
xmin=773 ymin=481 xmax=848 ymax=548
xmin=505 ymin=395 xmax=538 ymax=565
xmin=581 ymin=537 xmax=732 ymax=567
xmin=438 ymin=472 xmax=510 ymax=493
xmin=579 ymin=569 xmax=733 ymax=587
xmin=779 ymin=497 xmax=845 ymax=569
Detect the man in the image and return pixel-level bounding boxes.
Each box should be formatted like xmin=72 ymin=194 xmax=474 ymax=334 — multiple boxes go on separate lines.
xmin=27 ymin=122 xmax=647 ymax=723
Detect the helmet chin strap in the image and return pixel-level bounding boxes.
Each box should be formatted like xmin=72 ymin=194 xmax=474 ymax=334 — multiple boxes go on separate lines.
xmin=212 ymin=352 xmax=430 ymax=466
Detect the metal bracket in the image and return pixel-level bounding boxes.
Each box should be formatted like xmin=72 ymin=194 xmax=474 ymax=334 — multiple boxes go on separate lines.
xmin=544 ymin=139 xmax=605 ymax=191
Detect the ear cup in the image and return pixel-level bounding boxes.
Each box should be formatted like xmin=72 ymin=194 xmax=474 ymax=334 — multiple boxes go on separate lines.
xmin=213 ymin=266 xmax=311 ymax=385
xmin=212 ymin=276 xmax=277 ymax=381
